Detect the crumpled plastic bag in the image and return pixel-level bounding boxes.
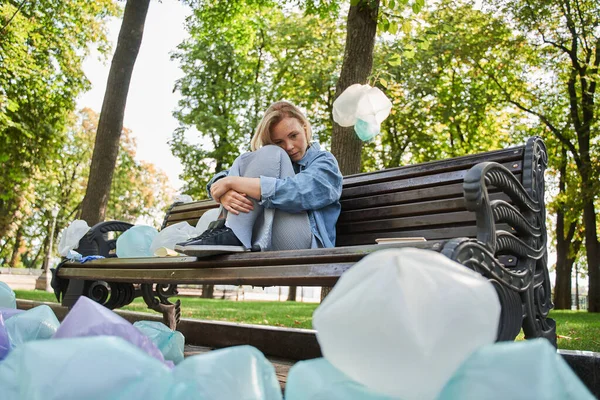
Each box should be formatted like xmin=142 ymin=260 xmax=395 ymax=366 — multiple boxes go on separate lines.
xmin=195 ymin=208 xmax=220 ymax=235
xmin=58 ymin=220 xmax=90 ymax=257
xmin=0 ymin=336 xmax=170 ymax=400
xmin=313 ymin=248 xmax=500 ymax=400
xmin=149 ymin=222 xmax=198 ymax=256
xmin=438 ymin=339 xmax=594 ymax=400
xmin=0 ymin=282 xmax=16 ymax=308
xmin=5 ymin=305 xmax=60 ymax=350
xmin=158 ymin=345 xmax=283 ymax=399
xmin=0 ymin=314 xmax=9 ymax=361
xmin=134 ymin=321 xmax=185 ymax=364
xmin=332 ymin=84 xmax=392 ymax=141
xmin=174 ymin=194 xmax=193 ymax=204
xmin=116 ymin=225 xmax=159 ymax=258
xmin=286 ymin=357 xmax=394 ymax=400
xmin=53 ymin=296 xmax=171 ymax=366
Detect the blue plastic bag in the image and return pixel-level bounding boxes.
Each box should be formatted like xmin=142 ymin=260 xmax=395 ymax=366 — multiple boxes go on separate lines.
xmin=5 ymin=305 xmax=60 ymax=350
xmin=438 ymin=339 xmax=594 ymax=400
xmin=286 ymin=357 xmax=394 ymax=399
xmin=116 ymin=225 xmax=158 ymax=258
xmin=0 ymin=314 xmax=9 ymax=360
xmin=134 ymin=321 xmax=185 ymax=364
xmin=0 ymin=336 xmax=169 ymax=400
xmin=0 ymin=282 xmax=16 ymax=308
xmin=159 ymin=345 xmax=283 ymax=399
xmin=53 ymin=296 xmax=170 ymax=366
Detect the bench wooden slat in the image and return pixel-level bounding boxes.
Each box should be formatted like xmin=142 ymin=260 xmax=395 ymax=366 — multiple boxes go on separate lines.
xmin=342 ymin=147 xmax=523 ymax=187
xmin=336 ymin=224 xmax=515 ymax=246
xmin=342 ymin=160 xmax=522 ymax=199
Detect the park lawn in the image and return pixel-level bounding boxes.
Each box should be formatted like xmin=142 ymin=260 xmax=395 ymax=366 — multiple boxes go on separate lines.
xmin=14 ymin=290 xmax=600 ymax=352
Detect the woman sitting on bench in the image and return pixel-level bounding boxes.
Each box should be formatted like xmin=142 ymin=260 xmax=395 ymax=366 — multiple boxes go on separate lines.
xmin=175 ymin=101 xmax=343 ymax=257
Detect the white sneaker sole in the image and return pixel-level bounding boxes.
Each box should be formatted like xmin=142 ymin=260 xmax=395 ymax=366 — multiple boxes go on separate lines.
xmin=174 ymin=244 xmax=248 ymax=257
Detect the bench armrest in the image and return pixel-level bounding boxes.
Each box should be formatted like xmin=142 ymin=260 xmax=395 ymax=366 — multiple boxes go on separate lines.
xmin=77 ymin=220 xmax=134 ymax=258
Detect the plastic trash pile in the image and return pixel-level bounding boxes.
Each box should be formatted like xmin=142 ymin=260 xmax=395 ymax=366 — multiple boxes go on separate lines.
xmin=2 ymin=246 xmax=595 ymax=399
xmin=58 ymin=198 xmax=221 ymax=260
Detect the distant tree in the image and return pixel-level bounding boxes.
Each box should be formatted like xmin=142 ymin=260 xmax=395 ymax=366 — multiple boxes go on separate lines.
xmin=484 ymin=0 xmax=600 ymax=311
xmin=0 ymin=0 xmax=119 ymax=239
xmin=1 ymin=108 xmax=173 ymax=269
xmin=80 ymin=0 xmax=151 ymax=226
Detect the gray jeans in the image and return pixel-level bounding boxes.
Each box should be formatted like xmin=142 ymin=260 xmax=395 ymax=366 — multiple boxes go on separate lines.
xmin=225 ymin=145 xmax=313 ymax=251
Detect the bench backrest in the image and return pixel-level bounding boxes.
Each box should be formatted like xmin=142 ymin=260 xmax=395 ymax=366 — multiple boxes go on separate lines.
xmin=162 ymin=145 xmax=526 ymax=247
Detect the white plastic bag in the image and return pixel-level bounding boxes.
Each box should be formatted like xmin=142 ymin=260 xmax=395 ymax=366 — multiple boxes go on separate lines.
xmin=57 ymin=220 xmax=90 ymax=257
xmin=195 ymin=208 xmax=220 ymax=235
xmin=332 ymin=84 xmax=392 ymax=141
xmin=174 ymin=194 xmax=193 ymax=204
xmin=313 ymin=248 xmax=500 ymax=400
xmin=149 ymin=222 xmax=198 ymax=256
xmin=115 ymin=225 xmax=158 ymax=258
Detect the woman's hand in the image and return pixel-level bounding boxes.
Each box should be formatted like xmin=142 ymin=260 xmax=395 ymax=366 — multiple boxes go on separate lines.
xmin=218 ymin=189 xmax=254 ymax=215
xmin=211 ymin=176 xmax=262 ymax=204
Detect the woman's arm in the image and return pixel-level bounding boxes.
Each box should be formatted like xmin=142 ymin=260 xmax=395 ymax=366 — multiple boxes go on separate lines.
xmin=210 ymin=177 xmax=261 ymax=215
xmin=259 ymin=152 xmax=343 ymax=212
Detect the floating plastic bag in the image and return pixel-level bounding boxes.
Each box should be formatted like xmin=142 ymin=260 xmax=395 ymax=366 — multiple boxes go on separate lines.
xmin=54 ymin=296 xmax=170 ymax=366
xmin=332 ymin=84 xmax=392 ymax=141
xmin=162 ymin=345 xmax=283 ymax=400
xmin=195 ymin=207 xmax=220 ymax=235
xmin=58 ymin=220 xmax=90 ymax=257
xmin=0 ymin=282 xmax=16 ymax=308
xmin=149 ymin=222 xmax=198 ymax=256
xmin=285 ymin=357 xmax=394 ymax=400
xmin=116 ymin=225 xmax=158 ymax=258
xmin=5 ymin=305 xmax=60 ymax=350
xmin=134 ymin=321 xmax=185 ymax=364
xmin=438 ymin=339 xmax=595 ymax=400
xmin=313 ymin=248 xmax=500 ymax=400
xmin=0 ymin=336 xmax=169 ymax=400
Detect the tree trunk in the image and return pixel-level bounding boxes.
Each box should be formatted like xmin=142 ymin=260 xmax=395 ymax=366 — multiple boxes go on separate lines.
xmin=79 ymin=0 xmax=150 ymax=226
xmin=8 ymin=224 xmax=24 ymax=268
xmin=287 ymin=286 xmax=297 ymax=301
xmin=201 ymin=284 xmax=214 ymax=298
xmin=325 ymin=0 xmax=379 ymax=302
xmin=330 ymin=0 xmax=379 ymax=176
xmin=583 ymin=199 xmax=600 ymax=312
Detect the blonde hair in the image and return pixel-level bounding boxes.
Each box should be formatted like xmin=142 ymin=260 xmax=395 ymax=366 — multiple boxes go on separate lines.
xmin=250 ymin=101 xmax=313 ymax=151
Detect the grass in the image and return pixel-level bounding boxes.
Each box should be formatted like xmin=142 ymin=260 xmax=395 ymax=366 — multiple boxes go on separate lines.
xmin=14 ymin=290 xmax=600 ymax=351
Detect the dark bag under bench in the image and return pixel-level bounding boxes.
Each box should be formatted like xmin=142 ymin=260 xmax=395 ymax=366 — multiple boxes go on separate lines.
xmin=54 ymin=137 xmax=555 ymax=347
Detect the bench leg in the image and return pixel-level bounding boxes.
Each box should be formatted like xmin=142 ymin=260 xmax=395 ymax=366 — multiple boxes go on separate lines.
xmin=141 ymin=283 xmax=181 ymax=330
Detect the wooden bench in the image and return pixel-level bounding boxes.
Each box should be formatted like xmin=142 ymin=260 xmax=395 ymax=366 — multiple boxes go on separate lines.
xmin=53 ymin=137 xmax=555 ymax=349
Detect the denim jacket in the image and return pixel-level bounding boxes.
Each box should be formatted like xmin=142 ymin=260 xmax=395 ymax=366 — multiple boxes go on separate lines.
xmin=207 ymin=142 xmax=343 ymax=248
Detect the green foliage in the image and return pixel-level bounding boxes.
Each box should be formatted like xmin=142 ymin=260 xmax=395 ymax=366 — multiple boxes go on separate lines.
xmin=0 ymin=0 xmax=120 ymax=238
xmin=0 ymin=109 xmax=174 ymax=268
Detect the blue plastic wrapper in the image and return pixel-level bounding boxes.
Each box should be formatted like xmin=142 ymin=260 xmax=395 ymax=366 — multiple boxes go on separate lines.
xmin=133 ymin=321 xmax=185 ymax=364
xmin=0 ymin=336 xmax=169 ymax=400
xmin=438 ymin=338 xmax=594 ymax=400
xmin=5 ymin=305 xmax=59 ymax=350
xmin=0 ymin=338 xmax=282 ymax=400
xmin=0 ymin=282 xmax=16 ymax=308
xmin=116 ymin=225 xmax=159 ymax=258
xmin=0 ymin=308 xmax=24 ymax=320
xmin=154 ymin=345 xmax=283 ymax=400
xmin=53 ymin=296 xmax=170 ymax=366
xmin=286 ymin=357 xmax=394 ymax=400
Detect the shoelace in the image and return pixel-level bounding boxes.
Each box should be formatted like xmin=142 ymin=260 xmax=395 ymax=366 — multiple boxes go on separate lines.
xmin=190 ymin=226 xmax=229 ymax=241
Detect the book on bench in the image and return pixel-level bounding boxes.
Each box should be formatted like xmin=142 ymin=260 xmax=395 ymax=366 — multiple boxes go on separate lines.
xmin=375 ymin=237 xmax=427 ymax=244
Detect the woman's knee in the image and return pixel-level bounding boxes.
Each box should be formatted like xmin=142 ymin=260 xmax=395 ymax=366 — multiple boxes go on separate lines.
xmin=237 ymin=145 xmax=293 ymax=178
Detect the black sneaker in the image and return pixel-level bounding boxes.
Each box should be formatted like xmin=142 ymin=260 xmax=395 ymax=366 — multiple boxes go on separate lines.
xmin=174 ymin=219 xmax=248 ymax=257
